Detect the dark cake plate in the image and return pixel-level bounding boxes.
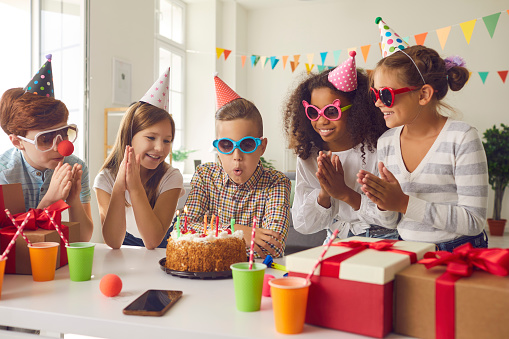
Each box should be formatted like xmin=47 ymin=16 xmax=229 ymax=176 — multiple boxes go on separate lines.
xmin=159 ymin=258 xmax=232 ymax=279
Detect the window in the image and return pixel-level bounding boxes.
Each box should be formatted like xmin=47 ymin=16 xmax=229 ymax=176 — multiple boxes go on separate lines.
xmin=0 ymin=0 xmax=31 ymax=154
xmin=40 ymin=0 xmax=86 ymax=160
xmin=156 ymin=0 xmax=185 ymax=153
xmin=0 ymin=0 xmax=86 ymax=160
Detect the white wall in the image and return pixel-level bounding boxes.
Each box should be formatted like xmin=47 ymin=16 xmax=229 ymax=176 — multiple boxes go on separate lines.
xmin=88 ymin=0 xmax=156 ymax=242
xmin=87 ymin=0 xmax=509 ymax=242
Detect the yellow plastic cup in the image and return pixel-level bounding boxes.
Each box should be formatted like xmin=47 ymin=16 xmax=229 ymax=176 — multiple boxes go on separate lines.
xmin=0 ymin=257 xmax=6 ymax=299
xmin=28 ymin=242 xmax=60 ymax=282
xmin=269 ymin=276 xmax=311 ymax=334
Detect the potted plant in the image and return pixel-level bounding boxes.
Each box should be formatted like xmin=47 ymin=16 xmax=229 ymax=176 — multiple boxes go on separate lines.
xmin=170 ymin=149 xmax=196 ymax=173
xmin=482 ymin=123 xmax=509 ymax=236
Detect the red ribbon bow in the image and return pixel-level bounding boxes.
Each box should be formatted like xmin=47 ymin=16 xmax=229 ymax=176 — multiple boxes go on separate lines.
xmin=0 ymin=200 xmax=70 ymax=273
xmin=319 ymin=240 xmax=416 ymax=278
xmin=418 ymin=243 xmax=509 ymax=339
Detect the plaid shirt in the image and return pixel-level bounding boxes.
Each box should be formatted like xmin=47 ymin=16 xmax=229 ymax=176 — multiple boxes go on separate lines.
xmin=184 ymin=162 xmax=291 ymax=258
xmin=0 ymin=147 xmax=91 ymax=211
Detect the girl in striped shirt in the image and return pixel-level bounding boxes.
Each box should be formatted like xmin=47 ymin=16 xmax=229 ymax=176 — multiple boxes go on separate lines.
xmin=357 ymin=45 xmax=488 ymax=251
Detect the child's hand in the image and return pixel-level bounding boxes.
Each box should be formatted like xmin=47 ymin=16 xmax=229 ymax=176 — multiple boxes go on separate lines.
xmin=66 ymin=163 xmax=83 ymax=204
xmin=315 ymin=152 xmax=332 ymax=207
xmin=125 ymin=146 xmax=143 ymax=193
xmin=358 ymin=162 xmax=409 ymax=213
xmin=316 ymin=151 xmax=351 ymax=201
xmin=113 ymin=146 xmax=128 ymax=192
xmin=44 ymin=162 xmax=73 ymax=205
xmin=237 ymin=224 xmax=282 ymax=259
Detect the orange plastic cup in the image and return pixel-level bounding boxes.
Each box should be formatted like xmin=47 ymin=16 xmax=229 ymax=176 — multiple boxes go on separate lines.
xmin=28 ymin=242 xmax=60 ymax=282
xmin=269 ymin=276 xmax=311 ymax=334
xmin=0 ymin=257 xmax=6 ymax=299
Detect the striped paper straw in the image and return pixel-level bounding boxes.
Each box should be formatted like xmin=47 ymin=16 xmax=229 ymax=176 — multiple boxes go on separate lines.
xmin=4 ymin=209 xmax=32 ymax=246
xmin=248 ymin=216 xmax=257 ymax=270
xmin=305 ymin=229 xmax=339 ymax=284
xmin=0 ymin=212 xmax=31 ymax=260
xmin=44 ymin=209 xmax=69 ymax=247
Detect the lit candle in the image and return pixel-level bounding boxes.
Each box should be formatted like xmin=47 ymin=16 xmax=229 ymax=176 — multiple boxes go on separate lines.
xmin=215 ymin=213 xmax=219 ymax=237
xmin=183 ymin=205 xmax=188 ymax=233
xmin=203 ymin=214 xmax=208 ymax=234
xmin=175 ymin=210 xmax=181 ymax=238
xmin=230 ymin=218 xmax=235 ymax=232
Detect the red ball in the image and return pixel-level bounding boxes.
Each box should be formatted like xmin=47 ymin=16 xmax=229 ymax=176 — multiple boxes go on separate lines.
xmin=57 ymin=140 xmax=74 ymax=156
xmin=100 ymin=274 xmax=122 ymax=297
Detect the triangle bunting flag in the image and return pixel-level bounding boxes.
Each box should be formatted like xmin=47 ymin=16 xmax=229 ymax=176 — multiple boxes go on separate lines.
xmin=460 ymin=19 xmax=477 ymax=44
xmin=305 ymin=63 xmax=314 ymax=74
xmin=260 ymin=56 xmax=268 ymax=69
xmin=333 ymin=50 xmax=341 ymax=65
xmin=241 ymin=55 xmax=247 ymax=68
xmin=224 ymin=50 xmax=232 ymax=60
xmin=270 ymin=56 xmax=279 ymax=69
xmin=282 ymin=56 xmax=289 ymax=69
xmin=497 ymin=70 xmax=508 ymax=84
xmin=320 ymin=52 xmax=328 ymax=65
xmin=361 ymin=45 xmax=371 ymax=63
xmin=482 ymin=12 xmax=501 ymax=38
xmin=317 ymin=65 xmax=327 ymax=72
xmin=414 ymin=32 xmax=428 ymax=46
xmin=478 ymin=72 xmax=489 ymax=84
xmin=436 ymin=26 xmax=451 ymax=50
xmin=293 ymin=55 xmax=301 ymax=63
xmin=290 ymin=61 xmax=299 ymax=73
xmin=216 ymin=48 xmax=225 ymax=59
xmin=306 ymin=54 xmax=314 ymax=65
xmin=251 ymin=55 xmax=260 ymax=67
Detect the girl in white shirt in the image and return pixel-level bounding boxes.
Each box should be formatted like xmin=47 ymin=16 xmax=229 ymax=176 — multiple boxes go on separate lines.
xmin=94 ymin=101 xmax=184 ymax=249
xmin=283 ymin=52 xmax=396 ymax=241
xmin=357 ymin=45 xmax=488 ymax=251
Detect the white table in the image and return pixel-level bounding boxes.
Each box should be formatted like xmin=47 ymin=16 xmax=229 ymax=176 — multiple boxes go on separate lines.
xmin=0 ymin=244 xmax=408 ymax=338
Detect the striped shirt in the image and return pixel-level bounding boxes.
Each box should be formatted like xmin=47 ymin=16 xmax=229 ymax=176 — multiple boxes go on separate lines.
xmin=360 ymin=119 xmax=488 ymax=244
xmin=184 ymin=162 xmax=291 ymax=258
xmin=0 ymin=147 xmax=91 ymax=211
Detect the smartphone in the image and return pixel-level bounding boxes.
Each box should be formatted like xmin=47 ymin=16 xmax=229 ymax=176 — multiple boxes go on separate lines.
xmin=123 ymin=290 xmax=183 ymax=316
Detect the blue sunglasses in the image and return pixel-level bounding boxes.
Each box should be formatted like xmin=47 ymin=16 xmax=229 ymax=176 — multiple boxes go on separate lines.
xmin=212 ymin=136 xmax=263 ymax=154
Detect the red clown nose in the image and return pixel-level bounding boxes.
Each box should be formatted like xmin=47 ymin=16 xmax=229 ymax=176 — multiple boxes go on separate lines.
xmin=57 ymin=140 xmax=74 ymax=156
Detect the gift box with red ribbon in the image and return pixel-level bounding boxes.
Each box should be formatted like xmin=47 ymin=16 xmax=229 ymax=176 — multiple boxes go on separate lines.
xmin=286 ymin=236 xmax=435 ymax=338
xmin=0 ymin=184 xmax=80 ymax=274
xmin=395 ymin=243 xmax=509 ymax=339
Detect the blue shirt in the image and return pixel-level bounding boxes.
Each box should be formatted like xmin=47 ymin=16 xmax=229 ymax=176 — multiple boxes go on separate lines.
xmin=0 ymin=148 xmax=91 ymax=211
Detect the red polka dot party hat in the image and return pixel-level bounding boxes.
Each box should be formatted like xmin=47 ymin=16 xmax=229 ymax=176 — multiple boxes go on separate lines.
xmin=139 ymin=67 xmax=170 ymax=112
xmin=376 ymin=17 xmax=409 ymax=58
xmin=328 ymin=50 xmax=358 ymax=92
xmin=24 ymin=54 xmax=54 ymax=97
xmin=214 ymin=73 xmax=241 ymax=110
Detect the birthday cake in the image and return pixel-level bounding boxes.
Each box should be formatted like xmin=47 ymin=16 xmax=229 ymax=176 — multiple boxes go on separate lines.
xmin=165 ymin=230 xmax=247 ymax=272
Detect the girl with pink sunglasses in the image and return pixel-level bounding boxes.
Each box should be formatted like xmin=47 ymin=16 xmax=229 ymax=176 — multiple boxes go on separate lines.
xmin=283 ymin=52 xmax=396 ymax=242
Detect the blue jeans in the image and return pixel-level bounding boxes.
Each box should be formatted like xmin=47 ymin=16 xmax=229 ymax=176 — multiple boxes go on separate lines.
xmin=123 ymin=225 xmax=173 ymax=248
xmin=325 ymin=225 xmax=399 ymax=243
xmin=435 ymin=230 xmax=488 ymax=252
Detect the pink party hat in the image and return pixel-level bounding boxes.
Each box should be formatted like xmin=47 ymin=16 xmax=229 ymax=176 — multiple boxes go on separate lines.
xmin=139 ymin=67 xmax=170 ymax=112
xmin=214 ymin=73 xmax=241 ymax=109
xmin=328 ymin=51 xmax=358 ymax=92
xmin=376 ymin=17 xmax=409 ymax=58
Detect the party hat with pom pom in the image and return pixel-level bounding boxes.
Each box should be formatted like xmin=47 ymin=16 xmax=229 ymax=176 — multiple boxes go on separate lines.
xmin=376 ymin=17 xmax=409 ymax=58
xmin=214 ymin=73 xmax=241 ymax=109
xmin=24 ymin=54 xmax=54 ymax=97
xmin=328 ymin=51 xmax=358 ymax=92
xmin=139 ymin=67 xmax=170 ymax=112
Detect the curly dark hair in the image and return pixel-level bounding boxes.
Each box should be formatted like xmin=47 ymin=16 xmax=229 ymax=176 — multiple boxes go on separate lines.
xmin=283 ymin=68 xmax=387 ymax=161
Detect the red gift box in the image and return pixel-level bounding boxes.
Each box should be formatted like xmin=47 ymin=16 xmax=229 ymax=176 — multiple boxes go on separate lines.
xmin=286 ymin=236 xmax=435 ymax=338
xmin=0 ymin=184 xmax=80 ymax=274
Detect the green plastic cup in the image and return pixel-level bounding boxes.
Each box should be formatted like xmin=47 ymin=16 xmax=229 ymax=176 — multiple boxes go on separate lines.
xmin=66 ymin=242 xmax=95 ymax=282
xmin=230 ymin=262 xmax=266 ymax=312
